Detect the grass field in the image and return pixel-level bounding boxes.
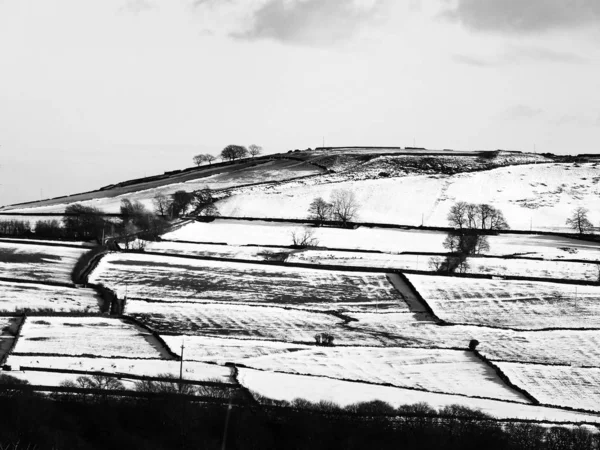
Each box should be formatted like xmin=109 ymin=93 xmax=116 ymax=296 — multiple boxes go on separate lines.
xmin=89 ymin=253 xmax=405 ymax=312
xmin=6 ymin=355 xmax=232 ymax=383
xmin=0 ymin=242 xmax=88 ymax=284
xmin=496 ymin=363 xmax=600 ymax=412
xmin=240 ymin=347 xmax=529 ymax=402
xmin=13 ymin=317 xmax=170 ymax=358
xmin=406 ymin=274 xmax=600 ymax=329
xmin=126 ymin=300 xmax=378 ymax=344
xmin=0 ymin=280 xmax=101 ymax=313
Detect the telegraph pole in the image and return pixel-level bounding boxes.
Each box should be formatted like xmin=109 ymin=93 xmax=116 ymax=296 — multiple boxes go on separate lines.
xmin=179 ymin=340 xmax=185 ymax=392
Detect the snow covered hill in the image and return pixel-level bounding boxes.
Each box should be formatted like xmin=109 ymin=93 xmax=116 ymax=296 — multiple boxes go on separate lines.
xmin=217 ymin=162 xmax=600 ymax=232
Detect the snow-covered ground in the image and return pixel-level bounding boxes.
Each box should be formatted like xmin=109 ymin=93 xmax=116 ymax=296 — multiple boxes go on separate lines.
xmin=3 ymin=159 xmax=322 ymax=214
xmin=406 ymin=274 xmax=600 ymax=329
xmin=5 ymin=355 xmax=232 ymax=383
xmin=161 ymin=335 xmax=309 ymax=364
xmin=13 ymin=317 xmax=170 ymax=359
xmin=477 ymin=329 xmax=600 ymax=367
xmin=163 ymin=219 xmax=600 ymax=261
xmin=216 ymin=163 xmax=600 ymax=232
xmin=496 ymin=363 xmax=600 ymax=412
xmin=239 ymin=347 xmax=529 ymax=402
xmin=0 ymin=237 xmax=93 ymax=247
xmin=89 ymin=252 xmax=405 ymax=312
xmin=162 ymin=219 xmax=448 ymax=253
xmin=0 ymin=280 xmax=101 ymax=313
xmin=126 ymin=300 xmax=376 ymax=344
xmin=238 ymin=369 xmax=600 ymax=423
xmin=0 ymin=242 xmax=88 ymax=284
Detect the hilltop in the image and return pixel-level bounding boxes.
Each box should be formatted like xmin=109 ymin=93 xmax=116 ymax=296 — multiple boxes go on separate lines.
xmin=2 ymin=147 xmax=598 ymax=232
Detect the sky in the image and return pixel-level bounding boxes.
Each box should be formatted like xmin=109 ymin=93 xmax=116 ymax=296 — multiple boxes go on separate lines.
xmin=1 ymin=0 xmax=599 ymax=205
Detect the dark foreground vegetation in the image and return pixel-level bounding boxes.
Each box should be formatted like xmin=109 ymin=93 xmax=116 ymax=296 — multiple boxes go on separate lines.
xmin=0 ymin=386 xmax=598 ymax=450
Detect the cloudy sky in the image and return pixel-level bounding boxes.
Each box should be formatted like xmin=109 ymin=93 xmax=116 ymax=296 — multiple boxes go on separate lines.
xmin=1 ymin=0 xmax=599 ymax=205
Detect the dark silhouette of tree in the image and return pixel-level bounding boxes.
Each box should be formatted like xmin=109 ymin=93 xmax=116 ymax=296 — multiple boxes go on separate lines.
xmin=152 ymin=193 xmax=170 ymax=216
xmin=308 ymin=197 xmax=332 ymax=225
xmin=566 ymin=207 xmax=593 ymax=234
xmin=171 ymin=190 xmax=195 ymax=217
xmin=221 ymin=145 xmax=248 ymax=161
xmin=192 ymin=186 xmax=220 ymax=216
xmin=63 ymin=204 xmax=106 ymax=241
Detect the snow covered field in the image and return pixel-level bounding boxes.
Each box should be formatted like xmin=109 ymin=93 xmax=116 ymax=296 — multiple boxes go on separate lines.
xmin=0 ymin=242 xmax=88 ymax=284
xmin=13 ymin=317 xmax=170 ymax=359
xmin=0 ymin=280 xmax=101 ymax=313
xmin=238 ymin=369 xmax=600 ymax=423
xmin=216 ymin=163 xmax=600 ymax=232
xmin=89 ymin=253 xmax=404 ymax=311
xmin=6 ymin=355 xmax=232 ymax=383
xmin=161 ymin=335 xmax=309 ymax=364
xmin=496 ymin=363 xmax=600 ymax=412
xmin=477 ymin=329 xmax=600 ymax=367
xmin=163 ymin=219 xmax=600 ymax=261
xmin=239 ymin=347 xmax=529 ymax=402
xmin=126 ymin=300 xmax=376 ymax=344
xmin=162 ymin=219 xmax=448 ymax=253
xmin=406 ymin=274 xmax=600 ymax=329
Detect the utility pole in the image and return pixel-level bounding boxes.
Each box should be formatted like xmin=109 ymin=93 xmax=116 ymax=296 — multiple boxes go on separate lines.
xmin=179 ymin=340 xmax=185 ymax=392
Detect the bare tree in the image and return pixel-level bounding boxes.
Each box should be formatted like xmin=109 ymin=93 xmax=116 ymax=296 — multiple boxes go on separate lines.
xmin=566 ymin=207 xmax=593 ymax=234
xmin=447 ymin=201 xmax=469 ymax=229
xmin=308 ymin=197 xmax=332 ymax=225
xmin=447 ymin=202 xmax=509 ymax=231
xmin=291 ymin=228 xmax=319 ymax=247
xmin=428 ymin=256 xmax=445 ymax=272
xmin=193 ymin=154 xmax=205 ymax=166
xmin=248 ymin=144 xmax=262 ymax=158
xmin=330 ymin=189 xmax=359 ymax=227
xmin=204 ymin=154 xmax=216 ymax=165
xmin=153 ymin=193 xmax=170 ymax=216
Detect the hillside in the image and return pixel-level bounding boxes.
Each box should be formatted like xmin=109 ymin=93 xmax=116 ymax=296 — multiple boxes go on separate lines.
xmin=2 ymin=148 xmax=580 ymax=231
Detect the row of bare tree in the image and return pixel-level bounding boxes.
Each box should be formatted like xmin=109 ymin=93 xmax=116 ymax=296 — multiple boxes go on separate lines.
xmin=193 ymin=144 xmax=262 ymax=166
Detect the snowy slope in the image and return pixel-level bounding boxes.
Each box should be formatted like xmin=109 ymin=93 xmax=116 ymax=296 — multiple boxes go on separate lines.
xmin=216 ymin=163 xmax=600 ymax=231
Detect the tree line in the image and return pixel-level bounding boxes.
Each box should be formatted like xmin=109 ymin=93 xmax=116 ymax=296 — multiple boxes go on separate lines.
xmin=1 ymin=186 xmax=220 ymax=244
xmin=193 ymin=144 xmax=262 ymax=166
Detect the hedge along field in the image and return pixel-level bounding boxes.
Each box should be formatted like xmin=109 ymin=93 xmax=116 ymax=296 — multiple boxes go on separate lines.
xmin=126 ymin=301 xmax=380 ymax=345
xmin=0 ymin=280 xmax=102 ymax=313
xmin=405 ymin=274 xmax=600 ymax=330
xmin=12 ymin=317 xmax=171 ymax=359
xmin=495 ymin=363 xmax=600 ymax=412
xmin=88 ymin=253 xmax=406 ymax=312
xmin=0 ymin=242 xmax=88 ymax=284
xmin=239 ymin=347 xmax=530 ymax=403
